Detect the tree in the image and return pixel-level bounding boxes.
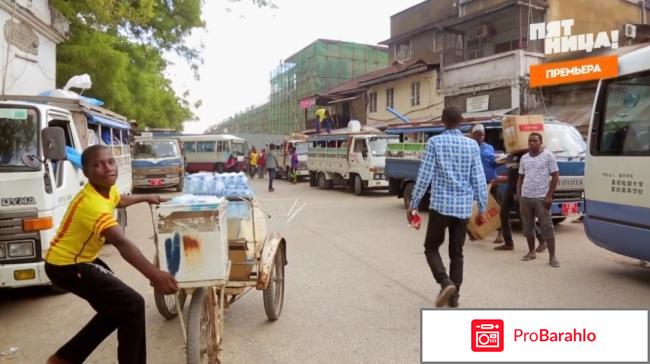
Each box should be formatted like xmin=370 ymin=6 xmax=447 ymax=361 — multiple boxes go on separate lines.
xmin=52 ymin=0 xmax=274 ymax=130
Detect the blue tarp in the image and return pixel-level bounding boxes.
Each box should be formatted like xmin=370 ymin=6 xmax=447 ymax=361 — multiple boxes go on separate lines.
xmin=85 ymin=112 xmax=130 ymax=130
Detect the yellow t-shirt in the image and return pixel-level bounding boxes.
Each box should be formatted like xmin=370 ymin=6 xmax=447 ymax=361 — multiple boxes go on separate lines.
xmin=315 ymin=108 xmax=327 ymax=122
xmin=250 ymin=152 xmax=259 ymax=166
xmin=45 ymin=184 xmax=121 ymax=265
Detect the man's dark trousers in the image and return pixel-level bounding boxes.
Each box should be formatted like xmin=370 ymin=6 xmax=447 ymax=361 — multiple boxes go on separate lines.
xmin=45 ymin=259 xmax=146 ymax=364
xmin=424 ymin=209 xmax=469 ymax=289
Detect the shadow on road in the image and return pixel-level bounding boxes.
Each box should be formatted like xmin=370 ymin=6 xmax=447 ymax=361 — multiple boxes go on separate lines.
xmin=0 ymin=286 xmax=61 ymax=306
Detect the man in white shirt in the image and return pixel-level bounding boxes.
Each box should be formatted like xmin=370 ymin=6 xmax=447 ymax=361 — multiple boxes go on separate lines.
xmin=517 ymin=132 xmax=560 ymax=267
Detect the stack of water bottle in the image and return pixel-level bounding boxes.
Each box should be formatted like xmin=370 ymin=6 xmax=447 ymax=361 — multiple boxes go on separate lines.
xmin=168 ymin=172 xmax=253 ymax=219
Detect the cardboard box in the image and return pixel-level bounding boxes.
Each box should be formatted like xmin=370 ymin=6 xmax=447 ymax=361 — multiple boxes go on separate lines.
xmin=467 ymin=190 xmax=501 ymax=240
xmin=229 ymin=246 xmax=255 ymax=281
xmin=501 ymin=115 xmax=545 ymax=153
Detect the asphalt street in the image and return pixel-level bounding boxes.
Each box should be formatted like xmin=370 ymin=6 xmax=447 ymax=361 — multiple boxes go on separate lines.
xmin=1 ymin=177 xmax=649 ymax=363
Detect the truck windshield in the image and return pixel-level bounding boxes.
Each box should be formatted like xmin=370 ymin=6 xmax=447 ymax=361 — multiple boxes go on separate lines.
xmin=369 ymin=137 xmax=394 ymax=157
xmin=294 ymin=142 xmax=308 ymax=154
xmin=134 ymin=140 xmax=179 ymax=159
xmin=544 ymin=124 xmax=586 ymax=158
xmin=0 ymin=107 xmax=38 ymax=171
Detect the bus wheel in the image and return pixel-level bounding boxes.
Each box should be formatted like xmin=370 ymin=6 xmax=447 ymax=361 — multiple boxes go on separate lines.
xmin=215 ymin=163 xmax=224 ymax=173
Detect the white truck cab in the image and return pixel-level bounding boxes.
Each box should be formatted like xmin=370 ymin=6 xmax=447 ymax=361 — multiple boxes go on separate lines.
xmin=307 ymin=132 xmax=397 ymax=195
xmin=0 ymin=96 xmax=132 ymax=288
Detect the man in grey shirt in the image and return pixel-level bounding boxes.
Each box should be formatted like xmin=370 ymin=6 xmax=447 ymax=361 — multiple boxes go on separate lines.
xmin=517 ymin=132 xmax=560 ymax=267
xmin=265 ymin=150 xmax=279 ymax=192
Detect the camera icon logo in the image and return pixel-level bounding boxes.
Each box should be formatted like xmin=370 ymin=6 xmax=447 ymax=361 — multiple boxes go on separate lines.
xmin=471 ymin=319 xmax=504 ymax=352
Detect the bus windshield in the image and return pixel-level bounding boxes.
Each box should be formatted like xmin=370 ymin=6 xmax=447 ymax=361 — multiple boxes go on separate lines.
xmin=544 ymin=124 xmax=586 ymax=158
xmin=597 ymin=71 xmax=650 ymax=155
xmin=0 ymin=108 xmax=38 ymax=171
xmin=231 ymin=141 xmax=246 ymax=154
xmin=134 ymin=140 xmax=179 ymax=159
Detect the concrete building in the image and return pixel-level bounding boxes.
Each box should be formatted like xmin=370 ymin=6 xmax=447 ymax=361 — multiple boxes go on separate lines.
xmin=213 ymin=39 xmax=389 ymax=135
xmin=380 ymin=0 xmax=649 ymax=131
xmin=305 ymin=59 xmax=443 ymax=129
xmin=0 ymin=0 xmax=68 ymax=95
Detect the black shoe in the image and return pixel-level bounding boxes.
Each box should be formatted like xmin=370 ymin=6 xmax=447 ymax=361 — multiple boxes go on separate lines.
xmin=435 ymin=284 xmax=457 ymax=308
xmin=449 ymin=294 xmax=460 ymax=308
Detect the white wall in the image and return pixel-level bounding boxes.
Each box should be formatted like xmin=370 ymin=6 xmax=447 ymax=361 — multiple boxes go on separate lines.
xmin=0 ymin=0 xmax=65 ymax=95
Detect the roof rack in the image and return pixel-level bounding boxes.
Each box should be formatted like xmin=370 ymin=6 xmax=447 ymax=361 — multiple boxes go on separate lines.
xmin=0 ymin=95 xmax=127 ymax=122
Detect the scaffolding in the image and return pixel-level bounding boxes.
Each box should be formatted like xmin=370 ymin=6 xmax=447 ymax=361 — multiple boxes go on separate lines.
xmin=212 ymin=39 xmax=388 ymax=135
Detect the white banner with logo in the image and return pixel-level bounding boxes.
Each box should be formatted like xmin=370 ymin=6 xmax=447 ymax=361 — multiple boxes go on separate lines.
xmin=421 ymin=310 xmax=648 ymax=362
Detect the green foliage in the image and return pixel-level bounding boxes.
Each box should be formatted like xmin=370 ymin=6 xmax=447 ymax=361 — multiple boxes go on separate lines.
xmin=52 ymin=0 xmax=275 ymax=130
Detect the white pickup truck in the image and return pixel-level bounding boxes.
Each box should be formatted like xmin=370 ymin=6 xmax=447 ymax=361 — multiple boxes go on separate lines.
xmin=306 ymin=132 xmax=397 ymax=195
xmin=0 ymin=96 xmax=132 ymax=289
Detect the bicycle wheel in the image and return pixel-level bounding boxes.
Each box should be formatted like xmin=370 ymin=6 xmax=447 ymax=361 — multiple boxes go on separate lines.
xmin=263 ymin=244 xmax=285 ymax=321
xmin=186 ymin=288 xmax=221 ymax=364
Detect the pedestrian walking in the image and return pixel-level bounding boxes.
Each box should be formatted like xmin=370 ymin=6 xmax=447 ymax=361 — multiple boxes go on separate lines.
xmin=493 ymin=151 xmax=545 ymax=251
xmin=290 ymin=147 xmax=299 ymax=184
xmin=266 ymin=148 xmax=279 ymax=192
xmin=258 ymin=148 xmax=267 ymax=179
xmin=470 ymin=123 xmax=498 ymax=183
xmin=408 ymin=106 xmax=488 ymax=308
xmin=517 ymin=133 xmax=561 ymax=267
xmin=44 ymin=145 xmax=178 ymax=364
xmin=248 ymin=146 xmax=259 ymax=179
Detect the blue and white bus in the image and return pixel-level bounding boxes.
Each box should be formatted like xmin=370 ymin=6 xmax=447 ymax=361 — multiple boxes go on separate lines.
xmin=585 ymin=45 xmax=650 ymax=261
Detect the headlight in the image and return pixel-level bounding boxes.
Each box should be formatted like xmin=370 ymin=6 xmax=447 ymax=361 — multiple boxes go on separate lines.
xmin=0 ymin=244 xmax=5 ymax=258
xmin=8 ymin=241 xmax=35 ymax=258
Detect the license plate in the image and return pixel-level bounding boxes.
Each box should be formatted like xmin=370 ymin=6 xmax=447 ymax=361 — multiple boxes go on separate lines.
xmin=561 ymin=202 xmax=579 ymax=216
xmin=148 ymin=179 xmax=163 ymax=186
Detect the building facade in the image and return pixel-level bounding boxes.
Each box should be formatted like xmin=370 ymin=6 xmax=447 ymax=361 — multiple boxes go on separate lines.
xmin=380 ymin=0 xmax=648 ymax=130
xmin=0 ymin=0 xmax=68 ymax=95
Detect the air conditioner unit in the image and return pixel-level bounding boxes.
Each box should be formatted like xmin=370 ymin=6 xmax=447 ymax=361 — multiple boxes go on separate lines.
xmin=625 ymin=23 xmax=637 ymax=39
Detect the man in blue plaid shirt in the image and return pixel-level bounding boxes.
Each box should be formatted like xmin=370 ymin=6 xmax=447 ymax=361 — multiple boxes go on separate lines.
xmin=408 ymin=106 xmax=488 ymax=308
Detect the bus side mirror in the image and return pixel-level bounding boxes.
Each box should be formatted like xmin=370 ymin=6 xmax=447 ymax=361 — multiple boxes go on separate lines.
xmin=41 ymin=127 xmax=67 ymax=160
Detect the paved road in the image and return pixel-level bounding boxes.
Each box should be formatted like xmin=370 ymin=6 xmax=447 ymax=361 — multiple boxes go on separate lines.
xmin=1 ymin=178 xmax=649 ymax=363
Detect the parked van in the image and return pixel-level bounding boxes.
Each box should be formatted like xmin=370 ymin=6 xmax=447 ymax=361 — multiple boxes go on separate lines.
xmin=307 ymin=131 xmax=398 ymax=195
xmin=180 ymin=134 xmax=248 ymax=173
xmin=132 ymin=136 xmax=184 ymax=191
xmin=385 ymin=117 xmax=585 ymax=223
xmin=0 ymin=96 xmax=132 ymax=289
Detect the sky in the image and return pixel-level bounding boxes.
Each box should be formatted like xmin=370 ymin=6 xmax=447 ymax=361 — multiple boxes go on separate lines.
xmin=166 ymin=0 xmax=426 ymax=134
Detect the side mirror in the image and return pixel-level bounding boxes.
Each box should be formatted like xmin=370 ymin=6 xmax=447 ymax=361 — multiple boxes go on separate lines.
xmin=41 ymin=127 xmax=66 ymax=160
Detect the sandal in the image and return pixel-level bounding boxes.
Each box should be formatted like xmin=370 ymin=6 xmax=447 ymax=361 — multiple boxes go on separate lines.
xmin=492 ymin=237 xmax=504 ymax=245
xmin=549 ymin=258 xmax=560 ymax=268
xmin=535 ymin=244 xmax=547 ymax=253
xmin=521 ymin=253 xmax=536 ymax=261
xmin=494 ymin=244 xmax=514 ymax=251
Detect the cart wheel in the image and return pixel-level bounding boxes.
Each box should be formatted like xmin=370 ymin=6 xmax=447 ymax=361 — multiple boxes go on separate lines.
xmin=187 ymin=288 xmax=222 ymax=364
xmin=263 ymin=244 xmax=285 ymax=321
xmin=154 ymin=291 xmax=177 ymax=319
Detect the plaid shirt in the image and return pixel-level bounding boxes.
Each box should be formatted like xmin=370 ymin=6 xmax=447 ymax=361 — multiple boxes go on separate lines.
xmin=410 ymin=129 xmax=488 ymax=219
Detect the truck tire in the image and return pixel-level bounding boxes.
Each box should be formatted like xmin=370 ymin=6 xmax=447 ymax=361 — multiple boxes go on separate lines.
xmin=354 ymin=175 xmax=364 ymax=196
xmin=317 ymin=173 xmax=332 ymax=190
xmin=309 ymin=171 xmax=317 ymax=187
